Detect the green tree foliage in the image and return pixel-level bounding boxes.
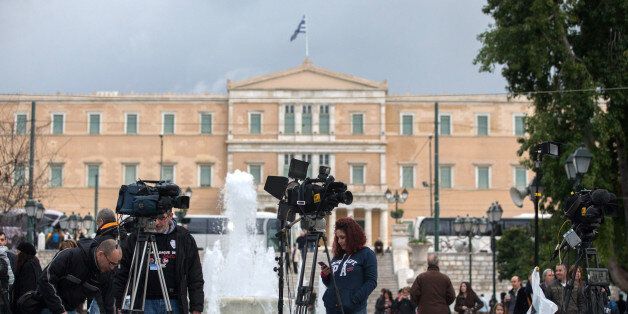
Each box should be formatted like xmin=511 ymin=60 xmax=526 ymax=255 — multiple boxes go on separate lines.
xmin=496 ymin=227 xmax=534 ymax=280
xmin=475 ymin=0 xmax=628 ymax=283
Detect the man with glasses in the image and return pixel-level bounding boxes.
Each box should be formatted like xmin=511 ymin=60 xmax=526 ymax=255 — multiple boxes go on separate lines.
xmin=114 ymin=209 xmax=204 ymax=314
xmin=37 ymin=239 xmax=122 ymax=314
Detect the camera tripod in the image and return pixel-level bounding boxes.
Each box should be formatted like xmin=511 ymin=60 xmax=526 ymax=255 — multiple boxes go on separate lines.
xmin=294 ymin=229 xmax=344 ymax=314
xmin=562 ymin=241 xmax=609 ymax=314
xmin=121 ymin=232 xmax=173 ymax=313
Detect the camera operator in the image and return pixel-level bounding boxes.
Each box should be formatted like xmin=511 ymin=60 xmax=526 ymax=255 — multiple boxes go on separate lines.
xmin=86 ymin=208 xmax=123 ymax=314
xmin=320 ymin=217 xmax=377 ymax=314
xmin=37 ymin=239 xmax=122 ymax=314
xmin=113 ymin=209 xmax=204 ymax=314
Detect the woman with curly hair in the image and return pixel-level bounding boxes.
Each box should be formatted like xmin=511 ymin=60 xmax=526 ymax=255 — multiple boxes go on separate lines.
xmin=320 ymin=217 xmax=377 ymax=313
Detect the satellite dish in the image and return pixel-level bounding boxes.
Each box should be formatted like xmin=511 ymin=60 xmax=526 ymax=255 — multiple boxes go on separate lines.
xmin=509 ymin=187 xmax=529 ymax=208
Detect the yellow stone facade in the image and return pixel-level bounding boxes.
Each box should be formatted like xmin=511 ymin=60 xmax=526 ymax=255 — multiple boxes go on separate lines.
xmin=0 ymin=60 xmax=533 ymax=245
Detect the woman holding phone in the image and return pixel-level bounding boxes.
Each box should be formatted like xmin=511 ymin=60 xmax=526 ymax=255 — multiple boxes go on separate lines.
xmin=320 ymin=217 xmax=377 ymax=314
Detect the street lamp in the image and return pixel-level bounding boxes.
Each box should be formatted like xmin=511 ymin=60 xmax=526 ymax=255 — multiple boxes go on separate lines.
xmin=25 ymin=199 xmax=37 ymax=244
xmin=82 ymin=214 xmax=94 ymax=233
xmin=59 ymin=214 xmax=68 ymax=230
xmin=486 ymin=202 xmax=503 ymax=308
xmin=454 ymin=215 xmax=487 ymax=286
xmin=565 ymin=146 xmax=592 ymax=189
xmin=384 ymin=188 xmax=409 ymax=223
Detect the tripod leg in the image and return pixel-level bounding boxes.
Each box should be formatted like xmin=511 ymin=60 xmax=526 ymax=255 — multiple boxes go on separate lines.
xmin=130 ymin=239 xmax=150 ymax=310
xmin=122 ymin=240 xmax=142 ymax=309
xmin=321 ymin=234 xmax=345 ymax=314
xmin=149 ymin=240 xmax=173 ymax=312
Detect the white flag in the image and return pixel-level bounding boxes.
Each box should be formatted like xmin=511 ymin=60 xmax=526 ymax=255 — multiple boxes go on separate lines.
xmin=527 ymin=267 xmax=558 ymax=314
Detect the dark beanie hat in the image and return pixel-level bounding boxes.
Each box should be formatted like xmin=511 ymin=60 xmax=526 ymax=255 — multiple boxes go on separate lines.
xmin=17 ymin=242 xmax=37 ymax=256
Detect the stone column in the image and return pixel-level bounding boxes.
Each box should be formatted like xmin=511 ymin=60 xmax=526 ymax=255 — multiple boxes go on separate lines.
xmin=380 ymin=208 xmax=389 ymax=248
xmin=364 ymin=208 xmax=373 ymax=247
xmin=347 ymin=208 xmax=354 ymax=218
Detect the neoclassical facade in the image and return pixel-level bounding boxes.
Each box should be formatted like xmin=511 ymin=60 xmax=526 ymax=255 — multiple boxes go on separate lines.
xmin=0 ymin=59 xmax=533 ymax=245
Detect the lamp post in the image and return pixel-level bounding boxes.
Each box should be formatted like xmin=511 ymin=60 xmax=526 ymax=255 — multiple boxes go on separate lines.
xmin=25 ymin=199 xmax=37 ymax=244
xmin=82 ymin=214 xmax=94 ymax=236
xmin=454 ymin=215 xmax=488 ymax=286
xmin=564 ymin=146 xmax=592 ymax=189
xmin=175 ymin=187 xmax=192 ymax=224
xmin=487 ymin=202 xmax=503 ymax=307
xmin=384 ymin=188 xmax=409 ymax=222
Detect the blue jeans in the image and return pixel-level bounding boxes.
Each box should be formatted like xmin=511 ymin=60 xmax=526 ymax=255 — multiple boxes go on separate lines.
xmin=88 ymin=299 xmax=100 ymax=314
xmin=143 ymin=299 xmax=181 ymax=314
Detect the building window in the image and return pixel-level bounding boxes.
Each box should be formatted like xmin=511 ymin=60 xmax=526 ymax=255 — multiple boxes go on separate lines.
xmin=351 ymin=164 xmax=365 ymax=185
xmin=50 ymin=164 xmax=63 ymax=187
xmin=14 ymin=164 xmax=26 ymax=185
xmin=476 ymin=166 xmax=491 ymax=189
xmin=200 ymin=113 xmax=212 ymax=134
xmin=125 ymin=113 xmax=138 ymax=135
xmin=401 ymin=114 xmax=413 ymax=136
xmin=284 ymin=105 xmax=295 ymax=134
xmin=162 ymin=113 xmax=175 ymax=135
xmin=319 ymin=105 xmax=330 ymax=134
xmin=283 ymin=154 xmax=295 ymax=177
xmin=514 ymin=114 xmax=525 ymax=136
xmin=302 ymin=105 xmax=312 ymax=134
xmin=52 ymin=113 xmax=64 ymax=135
xmin=439 ymin=165 xmax=452 ymax=188
xmin=439 ymin=114 xmax=451 ymax=136
xmin=248 ymin=164 xmax=262 ymax=185
xmin=319 ymin=154 xmax=330 ymax=166
xmin=88 ymin=113 xmax=101 ymax=135
xmin=161 ymin=165 xmax=175 ymax=182
xmin=514 ymin=166 xmax=527 ymax=189
xmin=199 ymin=164 xmax=212 ymax=187
xmin=476 ymin=114 xmax=489 ymax=136
xmin=249 ymin=112 xmax=262 ymax=134
xmin=124 ymin=164 xmax=137 ymax=185
xmin=352 ymin=113 xmax=364 ymax=135
xmin=15 ymin=113 xmax=27 ymax=135
xmin=87 ymin=164 xmax=100 ymax=187
xmin=401 ymin=165 xmax=414 ymax=188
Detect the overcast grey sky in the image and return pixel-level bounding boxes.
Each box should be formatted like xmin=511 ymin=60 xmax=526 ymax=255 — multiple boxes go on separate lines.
xmin=0 ymin=0 xmax=507 ymax=95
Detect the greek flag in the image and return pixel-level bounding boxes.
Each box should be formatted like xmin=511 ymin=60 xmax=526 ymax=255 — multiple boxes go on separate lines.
xmin=290 ymin=15 xmax=306 ymax=41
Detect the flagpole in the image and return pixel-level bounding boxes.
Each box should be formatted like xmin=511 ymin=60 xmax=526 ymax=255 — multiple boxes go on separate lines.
xmin=304 ymin=15 xmax=309 ymax=57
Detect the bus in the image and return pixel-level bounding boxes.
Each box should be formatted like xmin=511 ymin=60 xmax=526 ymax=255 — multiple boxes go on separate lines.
xmin=411 ymin=214 xmax=549 ymax=252
xmin=185 ymin=212 xmax=280 ymax=251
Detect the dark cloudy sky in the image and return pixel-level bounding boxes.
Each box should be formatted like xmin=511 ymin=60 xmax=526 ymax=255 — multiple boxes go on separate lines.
xmin=0 ymin=0 xmax=507 ymax=95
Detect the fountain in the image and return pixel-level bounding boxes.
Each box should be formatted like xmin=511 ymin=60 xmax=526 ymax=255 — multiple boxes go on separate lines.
xmin=202 ymin=170 xmax=281 ymax=313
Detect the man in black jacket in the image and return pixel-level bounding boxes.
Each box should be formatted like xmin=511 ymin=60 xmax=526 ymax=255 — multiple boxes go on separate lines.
xmin=38 ymin=239 xmax=122 ymax=314
xmin=113 ymin=209 xmax=204 ymax=314
xmin=505 ymin=276 xmax=530 ymax=314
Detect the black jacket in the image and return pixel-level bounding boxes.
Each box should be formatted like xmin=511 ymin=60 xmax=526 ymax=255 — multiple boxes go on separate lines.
xmin=113 ymin=225 xmax=204 ymax=313
xmin=393 ymin=297 xmax=417 ymax=314
xmin=507 ymin=287 xmax=530 ymax=314
xmin=37 ymin=239 xmax=112 ymax=314
xmin=11 ymin=257 xmax=42 ymax=311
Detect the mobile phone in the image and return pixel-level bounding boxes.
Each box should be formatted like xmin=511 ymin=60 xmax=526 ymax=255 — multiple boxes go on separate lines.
xmin=318 ymin=262 xmax=327 ymax=267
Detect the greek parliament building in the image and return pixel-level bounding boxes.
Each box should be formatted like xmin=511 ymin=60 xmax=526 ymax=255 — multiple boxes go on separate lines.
xmin=1 ymin=60 xmax=533 ymax=246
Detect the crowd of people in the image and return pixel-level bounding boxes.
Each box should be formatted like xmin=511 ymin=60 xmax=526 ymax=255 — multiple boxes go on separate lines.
xmin=0 ymin=207 xmax=204 ymax=314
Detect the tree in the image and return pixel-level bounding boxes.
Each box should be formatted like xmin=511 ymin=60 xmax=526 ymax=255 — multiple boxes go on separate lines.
xmin=475 ymin=0 xmax=627 ymax=290
xmin=0 ymin=101 xmax=60 ymax=212
xmin=496 ymin=227 xmax=534 ymax=281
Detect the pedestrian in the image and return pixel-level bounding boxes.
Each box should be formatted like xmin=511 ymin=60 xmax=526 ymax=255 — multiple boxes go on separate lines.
xmin=490 ymin=302 xmax=507 ymax=314
xmin=409 ymin=253 xmax=456 ymax=313
xmin=296 ymin=230 xmax=306 ymax=260
xmin=10 ymin=241 xmax=42 ymax=313
xmin=617 ymin=294 xmax=626 ymax=314
xmin=58 ymin=239 xmax=78 ymax=251
xmin=0 ymin=232 xmax=16 ymax=277
xmin=569 ymin=266 xmax=583 ymax=289
xmin=291 ymin=243 xmax=300 ymax=273
xmin=504 ymin=276 xmax=530 ymax=314
xmin=392 ymin=286 xmax=416 ymax=314
xmin=45 ymin=227 xmax=64 ymax=250
xmin=37 ymin=239 xmax=122 ymax=314
xmin=86 ymin=208 xmax=120 ymax=314
xmin=479 ymin=293 xmax=491 ymax=313
xmin=454 ymin=281 xmax=484 ymax=313
xmin=319 ymin=217 xmax=377 ymax=314
xmin=546 ymin=264 xmax=583 ymax=314
xmin=539 ymin=268 xmax=554 ymax=295
xmin=374 ymin=289 xmax=393 ymax=314
xmin=114 ymin=209 xmax=204 ymax=314
xmin=374 ymin=239 xmax=384 ymax=256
